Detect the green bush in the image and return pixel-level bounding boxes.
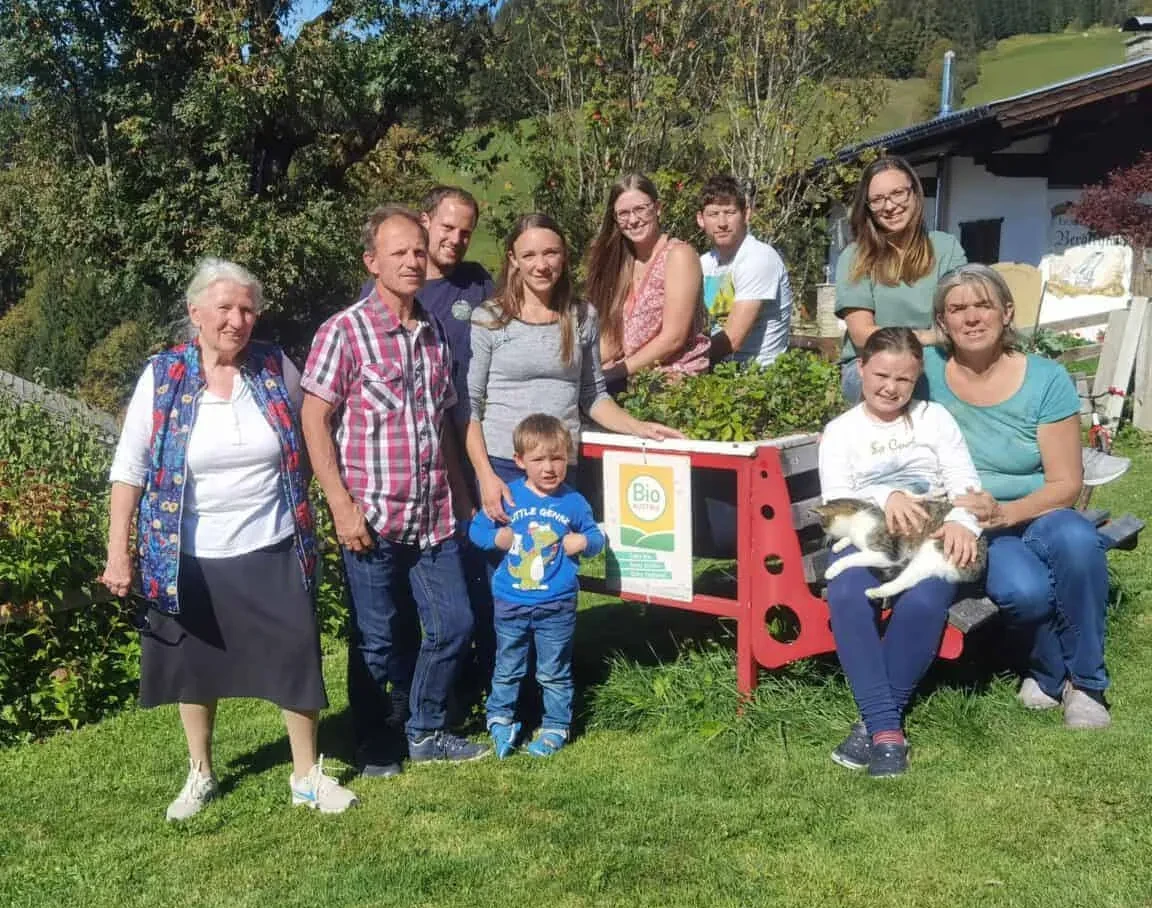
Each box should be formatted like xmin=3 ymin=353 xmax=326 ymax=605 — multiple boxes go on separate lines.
xmin=1022 ymin=328 xmax=1093 ymax=359
xmin=311 ymin=486 xmax=350 ymax=643
xmin=0 ymin=393 xmax=140 ymax=744
xmin=77 ymin=320 xmax=161 ymax=414
xmin=619 ymin=351 xmax=845 ymax=441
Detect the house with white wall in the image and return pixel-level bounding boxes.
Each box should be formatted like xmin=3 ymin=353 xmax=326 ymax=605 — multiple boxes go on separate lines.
xmin=822 ymin=52 xmax=1152 ymax=334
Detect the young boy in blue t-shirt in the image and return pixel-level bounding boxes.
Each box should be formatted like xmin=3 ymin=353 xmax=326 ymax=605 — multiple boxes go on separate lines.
xmin=468 ymin=414 xmax=605 ymax=758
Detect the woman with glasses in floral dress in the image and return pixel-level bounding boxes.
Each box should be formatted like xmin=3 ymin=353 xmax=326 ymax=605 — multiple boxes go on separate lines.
xmin=835 ymin=156 xmax=969 ymax=403
xmin=584 ymin=173 xmax=712 ymax=396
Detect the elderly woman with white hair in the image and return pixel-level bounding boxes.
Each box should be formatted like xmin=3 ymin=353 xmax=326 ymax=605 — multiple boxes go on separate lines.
xmin=100 ymin=258 xmax=358 ymax=820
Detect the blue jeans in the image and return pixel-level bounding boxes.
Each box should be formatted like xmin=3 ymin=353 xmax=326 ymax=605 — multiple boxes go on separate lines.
xmin=486 ymin=600 xmax=577 ymax=736
xmin=343 ymin=535 xmax=474 ymax=743
xmin=826 ymin=546 xmax=954 ymax=735
xmin=984 ymin=509 xmax=1110 ymax=697
xmin=840 ymin=361 xmax=863 ymax=404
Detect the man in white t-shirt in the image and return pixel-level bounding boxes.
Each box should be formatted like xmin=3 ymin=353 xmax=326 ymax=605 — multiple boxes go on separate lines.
xmin=697 ymin=175 xmax=793 ymax=365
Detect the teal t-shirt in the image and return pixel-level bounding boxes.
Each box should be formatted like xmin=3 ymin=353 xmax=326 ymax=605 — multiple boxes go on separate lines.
xmin=835 ymin=230 xmax=967 ymax=363
xmin=922 ymin=347 xmax=1081 ymax=502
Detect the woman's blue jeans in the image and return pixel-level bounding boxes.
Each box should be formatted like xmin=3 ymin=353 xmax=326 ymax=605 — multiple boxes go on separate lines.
xmin=826 ymin=546 xmax=955 ymax=735
xmin=984 ymin=508 xmax=1110 ymax=698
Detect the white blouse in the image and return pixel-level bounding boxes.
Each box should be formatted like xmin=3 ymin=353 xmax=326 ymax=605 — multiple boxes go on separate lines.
xmin=110 ymin=357 xmax=304 ymax=559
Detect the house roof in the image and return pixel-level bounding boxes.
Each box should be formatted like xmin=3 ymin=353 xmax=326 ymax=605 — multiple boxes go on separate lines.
xmin=822 ymin=56 xmax=1152 ymax=166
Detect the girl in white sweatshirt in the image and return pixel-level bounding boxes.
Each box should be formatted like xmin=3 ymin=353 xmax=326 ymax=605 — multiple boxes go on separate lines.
xmin=818 ymin=327 xmax=981 ymax=777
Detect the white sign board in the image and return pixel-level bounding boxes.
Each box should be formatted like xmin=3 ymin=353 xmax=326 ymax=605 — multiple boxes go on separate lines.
xmin=601 ymin=451 xmax=693 ymax=602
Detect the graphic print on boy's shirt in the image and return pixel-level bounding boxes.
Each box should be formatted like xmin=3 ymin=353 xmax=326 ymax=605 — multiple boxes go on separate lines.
xmin=468 ymin=478 xmax=605 ymax=607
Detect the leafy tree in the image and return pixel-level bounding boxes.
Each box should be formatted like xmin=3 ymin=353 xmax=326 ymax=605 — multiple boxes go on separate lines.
xmin=1069 ymin=152 xmax=1152 ymax=296
xmin=501 ymin=0 xmax=881 ymax=287
xmin=0 ymin=0 xmax=491 ymax=398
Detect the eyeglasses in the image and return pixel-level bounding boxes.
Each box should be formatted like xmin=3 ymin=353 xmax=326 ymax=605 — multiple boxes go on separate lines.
xmin=867 ymin=186 xmax=914 ymax=212
xmin=614 ymin=202 xmax=656 ymax=225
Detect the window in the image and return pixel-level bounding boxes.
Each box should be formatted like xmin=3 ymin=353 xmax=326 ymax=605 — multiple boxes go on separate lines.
xmin=959 ymin=218 xmax=1004 ymax=265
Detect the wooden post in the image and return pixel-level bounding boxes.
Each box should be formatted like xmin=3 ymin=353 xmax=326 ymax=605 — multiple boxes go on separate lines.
xmin=1133 ymin=296 xmax=1152 ymax=431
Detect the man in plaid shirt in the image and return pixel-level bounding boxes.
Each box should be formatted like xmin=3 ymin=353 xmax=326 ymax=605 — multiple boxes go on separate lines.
xmin=301 ymin=205 xmax=490 ymax=774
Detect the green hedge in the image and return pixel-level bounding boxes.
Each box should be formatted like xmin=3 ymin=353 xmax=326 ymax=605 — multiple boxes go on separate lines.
xmin=0 ymin=394 xmax=140 ymax=744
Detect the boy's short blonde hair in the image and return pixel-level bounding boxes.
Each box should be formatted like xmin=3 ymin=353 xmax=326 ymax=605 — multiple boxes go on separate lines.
xmin=513 ymin=413 xmax=572 ymax=457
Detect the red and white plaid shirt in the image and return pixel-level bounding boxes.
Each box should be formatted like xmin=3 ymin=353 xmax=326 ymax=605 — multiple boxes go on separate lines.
xmin=302 ymin=290 xmax=457 ymax=548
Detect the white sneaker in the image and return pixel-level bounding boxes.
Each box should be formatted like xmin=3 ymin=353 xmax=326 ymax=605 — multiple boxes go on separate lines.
xmin=290 ymin=757 xmax=360 ymax=814
xmin=1063 ymin=687 xmax=1112 ymax=729
xmin=1082 ymin=448 xmax=1130 ymax=487
xmin=1017 ymin=677 xmax=1061 ymax=710
xmin=166 ymin=759 xmax=219 ymax=822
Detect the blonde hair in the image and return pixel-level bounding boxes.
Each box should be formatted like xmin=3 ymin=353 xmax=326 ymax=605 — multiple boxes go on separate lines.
xmin=513 ymin=413 xmax=572 ymax=456
xmin=848 ymin=156 xmax=934 ymax=287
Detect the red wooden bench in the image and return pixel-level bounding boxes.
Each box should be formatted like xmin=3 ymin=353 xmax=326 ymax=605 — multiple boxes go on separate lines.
xmin=579 ymin=432 xmax=1143 ymax=696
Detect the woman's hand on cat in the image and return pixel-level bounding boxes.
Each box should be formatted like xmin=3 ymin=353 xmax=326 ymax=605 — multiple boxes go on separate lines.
xmin=885 ymin=491 xmax=929 ymax=536
xmin=954 ymin=488 xmax=1007 ymax=529
xmin=937 ymin=521 xmax=979 ymax=568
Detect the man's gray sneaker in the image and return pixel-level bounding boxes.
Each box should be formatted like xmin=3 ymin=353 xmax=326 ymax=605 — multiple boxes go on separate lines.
xmin=1018 ymin=677 xmax=1061 ymax=710
xmin=1063 ymin=686 xmax=1112 ymax=729
xmin=408 ymin=731 xmax=491 ymax=763
xmin=166 ymin=759 xmax=218 ymax=822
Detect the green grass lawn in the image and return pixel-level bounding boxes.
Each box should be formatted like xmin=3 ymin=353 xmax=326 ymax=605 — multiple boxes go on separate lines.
xmin=962 ymin=28 xmax=1127 ymax=106
xmin=4 ymin=438 xmax=1152 ymax=907
xmin=859 ymin=28 xmax=1127 ymax=141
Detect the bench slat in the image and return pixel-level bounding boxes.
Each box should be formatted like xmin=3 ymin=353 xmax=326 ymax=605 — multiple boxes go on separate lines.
xmin=1100 ymin=515 xmax=1146 ymax=551
xmin=947 ymin=596 xmax=1001 ymax=634
xmin=779 ymin=441 xmax=819 ymax=478
xmin=790 ymin=495 xmax=824 ymax=532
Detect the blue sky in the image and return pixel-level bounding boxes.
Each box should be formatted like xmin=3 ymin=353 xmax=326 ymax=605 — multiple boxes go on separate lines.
xmin=284 ymin=0 xmax=330 ymax=36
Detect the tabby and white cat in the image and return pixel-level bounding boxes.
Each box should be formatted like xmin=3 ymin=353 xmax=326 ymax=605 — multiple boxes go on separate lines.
xmin=813 ymin=497 xmax=987 ymax=600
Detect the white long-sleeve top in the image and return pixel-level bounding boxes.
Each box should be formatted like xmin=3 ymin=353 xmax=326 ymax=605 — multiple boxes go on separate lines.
xmin=109 ymin=357 xmax=303 ymax=558
xmin=818 ymin=399 xmax=983 ymax=536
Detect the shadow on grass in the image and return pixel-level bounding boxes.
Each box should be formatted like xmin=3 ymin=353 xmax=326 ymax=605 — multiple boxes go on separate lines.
xmin=222 ymin=708 xmax=359 ymax=790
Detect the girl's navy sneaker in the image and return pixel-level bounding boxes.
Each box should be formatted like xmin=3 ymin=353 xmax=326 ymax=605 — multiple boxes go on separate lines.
xmin=830 ymin=722 xmax=871 ymax=770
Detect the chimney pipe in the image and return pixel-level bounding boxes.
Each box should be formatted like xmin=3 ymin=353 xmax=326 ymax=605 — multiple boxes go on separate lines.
xmin=939 ymin=50 xmax=956 ymax=117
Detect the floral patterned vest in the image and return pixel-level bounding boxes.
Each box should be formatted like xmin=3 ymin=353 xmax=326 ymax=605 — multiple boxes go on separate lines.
xmin=137 ymin=340 xmax=317 ymax=614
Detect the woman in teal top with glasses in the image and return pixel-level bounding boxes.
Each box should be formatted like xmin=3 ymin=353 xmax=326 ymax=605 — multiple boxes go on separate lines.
xmin=835 ymin=156 xmax=968 ymax=402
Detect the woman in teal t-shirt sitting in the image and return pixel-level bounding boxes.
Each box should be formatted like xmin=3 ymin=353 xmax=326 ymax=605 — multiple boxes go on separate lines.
xmin=924 ymin=264 xmax=1112 ymax=729
xmin=835 ymin=156 xmax=968 ymax=403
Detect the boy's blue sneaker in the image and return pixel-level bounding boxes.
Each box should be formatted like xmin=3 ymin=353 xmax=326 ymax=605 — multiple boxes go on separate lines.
xmin=408 ymin=731 xmax=491 ymax=764
xmin=488 ymin=720 xmax=521 ymax=759
xmin=526 ymin=730 xmax=567 ymax=758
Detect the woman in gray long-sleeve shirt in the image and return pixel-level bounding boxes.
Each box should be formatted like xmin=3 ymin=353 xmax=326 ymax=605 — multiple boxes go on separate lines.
xmin=465 ymin=213 xmax=682 ymax=522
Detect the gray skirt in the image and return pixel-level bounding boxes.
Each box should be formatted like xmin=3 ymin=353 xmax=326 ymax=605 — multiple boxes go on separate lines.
xmin=139 ymin=536 xmax=328 ymax=711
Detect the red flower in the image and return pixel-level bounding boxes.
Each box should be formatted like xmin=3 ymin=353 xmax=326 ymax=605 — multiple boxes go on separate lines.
xmin=286 ymin=450 xmax=300 ymax=472
xmin=148 ymin=578 xmax=160 ymax=598
xmin=168 ymin=361 xmax=187 ymax=380
xmin=155 ymin=468 xmax=166 ymax=487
